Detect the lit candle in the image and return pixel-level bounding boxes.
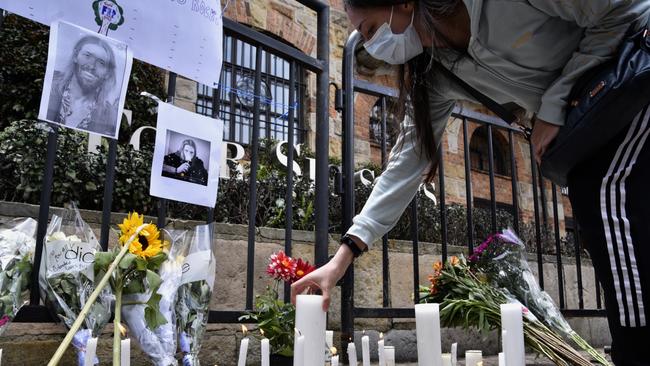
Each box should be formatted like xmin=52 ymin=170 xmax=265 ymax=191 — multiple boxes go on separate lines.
xmin=83 ymin=337 xmax=98 ymax=366
xmin=347 ymin=341 xmax=358 ymax=366
xmin=295 ymin=295 xmax=326 ymax=366
xmin=451 ymin=343 xmax=458 ymax=366
xmin=498 ymin=352 xmax=506 ymax=366
xmin=465 ymin=350 xmax=482 ymax=366
xmin=384 ymin=346 xmax=395 ymax=366
xmin=361 ymin=332 xmax=370 ymax=366
xmin=261 ymin=329 xmax=269 ymax=366
xmin=501 ymin=303 xmax=525 ymax=366
xmin=378 ymin=333 xmax=385 ymax=366
xmin=120 ymin=338 xmax=130 ymax=366
xmin=414 ymin=303 xmax=442 ymax=366
xmin=237 ymin=325 xmax=249 ymax=366
xmin=293 ymin=330 xmax=305 ymax=366
xmin=326 ymin=330 xmax=334 ymax=350
xmin=330 ymin=347 xmax=339 ymax=366
xmin=442 ymin=353 xmax=452 ymax=366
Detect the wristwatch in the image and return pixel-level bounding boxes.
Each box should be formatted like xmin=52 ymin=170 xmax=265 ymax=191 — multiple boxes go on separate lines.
xmin=340 ymin=235 xmax=368 ymax=258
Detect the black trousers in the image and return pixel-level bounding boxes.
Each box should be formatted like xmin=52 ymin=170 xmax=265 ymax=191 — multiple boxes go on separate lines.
xmin=568 ymin=106 xmax=650 ymax=365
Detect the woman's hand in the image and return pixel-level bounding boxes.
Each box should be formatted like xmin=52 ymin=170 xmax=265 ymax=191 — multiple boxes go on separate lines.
xmin=530 ymin=118 xmax=561 ymax=165
xmin=176 ymin=162 xmax=191 ymax=174
xmin=291 ymin=243 xmax=359 ymax=312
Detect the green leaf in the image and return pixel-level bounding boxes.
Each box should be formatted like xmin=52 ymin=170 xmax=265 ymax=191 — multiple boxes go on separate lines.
xmin=145 ymin=270 xmax=162 ymax=291
xmin=94 ymin=251 xmax=115 ymax=270
xmin=119 ymin=253 xmax=137 ymax=269
xmin=146 ymin=252 xmax=167 ymax=270
xmin=135 ymin=257 xmax=147 ymax=271
xmin=144 ymin=305 xmax=167 ymax=329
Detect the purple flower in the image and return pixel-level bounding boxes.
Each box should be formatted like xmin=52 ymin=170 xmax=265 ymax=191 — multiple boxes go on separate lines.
xmin=0 ymin=315 xmax=11 ymax=327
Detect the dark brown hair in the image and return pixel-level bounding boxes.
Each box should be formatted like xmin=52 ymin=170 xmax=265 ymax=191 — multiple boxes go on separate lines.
xmin=344 ymin=0 xmax=463 ymax=182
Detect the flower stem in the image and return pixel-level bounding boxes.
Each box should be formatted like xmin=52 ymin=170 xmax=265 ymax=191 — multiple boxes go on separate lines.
xmin=113 ymin=275 xmax=123 ymax=366
xmin=48 ymin=225 xmax=147 ymax=366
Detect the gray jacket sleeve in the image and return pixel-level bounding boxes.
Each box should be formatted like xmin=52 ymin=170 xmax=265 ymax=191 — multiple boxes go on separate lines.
xmin=529 ymin=0 xmax=649 ymax=126
xmin=345 ymin=91 xmax=456 ymax=248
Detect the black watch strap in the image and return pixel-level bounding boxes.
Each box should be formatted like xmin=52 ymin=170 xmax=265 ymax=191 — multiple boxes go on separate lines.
xmin=341 ymin=235 xmax=367 ymax=258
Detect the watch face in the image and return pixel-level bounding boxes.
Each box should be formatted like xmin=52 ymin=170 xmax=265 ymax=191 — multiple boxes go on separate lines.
xmin=236 ymin=75 xmax=272 ymax=110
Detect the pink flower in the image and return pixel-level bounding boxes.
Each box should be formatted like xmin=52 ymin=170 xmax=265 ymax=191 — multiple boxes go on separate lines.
xmin=0 ymin=315 xmax=10 ymax=327
xmin=293 ymin=258 xmax=315 ymax=282
xmin=266 ymin=251 xmax=296 ymax=282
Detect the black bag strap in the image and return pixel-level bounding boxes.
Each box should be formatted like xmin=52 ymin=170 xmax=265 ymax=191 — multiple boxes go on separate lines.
xmin=436 ymin=64 xmax=520 ymax=125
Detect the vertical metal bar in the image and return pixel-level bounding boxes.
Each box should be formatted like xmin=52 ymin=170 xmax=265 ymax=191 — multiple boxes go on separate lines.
xmin=245 ymin=46 xmax=263 ymax=310
xmin=380 ymin=96 xmax=390 ymax=308
xmin=411 ymin=198 xmax=420 ymax=304
xmin=99 ymin=138 xmax=118 ymax=251
xmin=341 ymin=30 xmax=360 ymax=364
xmin=207 ymin=208 xmax=214 ymax=223
xmin=539 ymin=173 xmax=549 ymax=227
xmin=551 ymin=184 xmax=565 ymax=309
xmin=574 ymin=223 xmax=584 ymax=309
xmin=596 ymin=271 xmax=603 ymax=309
xmin=283 ymin=61 xmax=296 ymax=303
xmin=463 ymin=118 xmax=475 ymax=252
xmin=30 ymin=126 xmax=59 ymax=305
xmin=314 ymin=4 xmax=330 ymax=267
xmin=530 ymin=142 xmax=544 ymax=289
xmin=0 ymin=9 xmax=5 ymax=29
xmin=486 ymin=124 xmax=497 ymax=233
xmin=438 ymin=147 xmax=448 ymax=263
xmin=508 ymin=130 xmax=520 ymax=234
xmin=158 ymin=72 xmax=177 ymax=229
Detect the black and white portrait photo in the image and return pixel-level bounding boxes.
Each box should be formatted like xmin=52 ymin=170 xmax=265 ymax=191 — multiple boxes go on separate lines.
xmin=162 ymin=131 xmax=211 ymax=186
xmin=150 ymin=102 xmax=224 ymax=208
xmin=38 ymin=21 xmax=133 ymax=139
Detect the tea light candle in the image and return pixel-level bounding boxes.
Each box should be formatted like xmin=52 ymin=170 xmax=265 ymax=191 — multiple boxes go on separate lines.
xmin=237 ymin=325 xmax=249 ymax=366
xmin=326 ymin=330 xmax=334 ymax=350
xmin=331 ymin=355 xmax=339 ymax=366
xmin=442 ymin=353 xmax=452 ymax=366
xmin=362 ymin=333 xmax=370 ymax=366
xmin=378 ymin=333 xmax=385 ymax=366
xmin=384 ymin=346 xmax=395 ymax=366
xmin=499 ymin=352 xmax=506 ymax=366
xmin=415 ymin=303 xmax=442 ymax=366
xmin=261 ymin=332 xmax=270 ymax=366
xmin=465 ymin=350 xmax=482 ymax=366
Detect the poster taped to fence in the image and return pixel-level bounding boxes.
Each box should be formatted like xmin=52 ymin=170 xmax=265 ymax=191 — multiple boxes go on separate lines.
xmin=38 ymin=21 xmax=133 ymax=139
xmin=0 ymin=0 xmax=223 ymax=87
xmin=150 ymin=102 xmax=224 ymax=207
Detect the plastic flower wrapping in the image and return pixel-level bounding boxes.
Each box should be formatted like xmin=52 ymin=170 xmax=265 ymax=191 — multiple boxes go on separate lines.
xmin=175 ymin=223 xmax=216 ymax=366
xmin=0 ymin=217 xmax=37 ymax=335
xmin=39 ymin=206 xmax=112 ymax=365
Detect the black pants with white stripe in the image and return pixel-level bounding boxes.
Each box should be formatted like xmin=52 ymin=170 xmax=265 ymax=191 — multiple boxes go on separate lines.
xmin=568 ymin=106 xmax=650 ymax=365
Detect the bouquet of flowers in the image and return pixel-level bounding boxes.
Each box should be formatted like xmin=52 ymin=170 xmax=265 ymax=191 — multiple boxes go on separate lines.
xmin=468 ymin=229 xmax=609 ymax=365
xmin=239 ymin=250 xmax=315 ymax=357
xmin=420 ymin=255 xmax=600 ymax=366
xmin=175 ymin=223 xmax=216 ymax=366
xmin=39 ymin=207 xmax=112 ymax=366
xmin=0 ymin=217 xmax=36 ymax=335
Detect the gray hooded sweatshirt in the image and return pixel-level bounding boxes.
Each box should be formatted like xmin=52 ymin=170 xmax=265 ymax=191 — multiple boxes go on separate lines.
xmin=346 ymin=0 xmax=650 ymax=248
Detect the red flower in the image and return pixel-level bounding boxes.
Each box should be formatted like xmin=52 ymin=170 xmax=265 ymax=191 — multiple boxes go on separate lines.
xmin=293 ymin=258 xmax=315 ymax=281
xmin=266 ymin=251 xmax=296 ymax=282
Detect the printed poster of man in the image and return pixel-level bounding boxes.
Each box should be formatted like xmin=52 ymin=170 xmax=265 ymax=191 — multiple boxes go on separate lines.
xmin=150 ymin=102 xmax=224 ymax=208
xmin=38 ymin=21 xmax=133 ymax=139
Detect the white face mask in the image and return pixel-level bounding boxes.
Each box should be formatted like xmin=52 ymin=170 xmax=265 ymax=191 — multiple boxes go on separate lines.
xmin=363 ymin=6 xmax=423 ymax=65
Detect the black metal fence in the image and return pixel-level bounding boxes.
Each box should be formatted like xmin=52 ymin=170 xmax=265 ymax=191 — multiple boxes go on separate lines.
xmin=338 ymin=30 xmax=606 ymax=358
xmin=9 ymin=0 xmax=331 ymax=324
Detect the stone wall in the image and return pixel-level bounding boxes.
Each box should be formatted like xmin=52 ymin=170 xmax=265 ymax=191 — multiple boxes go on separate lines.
xmin=0 ymin=202 xmax=609 ymax=365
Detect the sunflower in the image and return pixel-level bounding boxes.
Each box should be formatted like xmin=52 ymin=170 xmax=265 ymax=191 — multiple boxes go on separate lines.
xmin=118 ymin=212 xmax=165 ymax=259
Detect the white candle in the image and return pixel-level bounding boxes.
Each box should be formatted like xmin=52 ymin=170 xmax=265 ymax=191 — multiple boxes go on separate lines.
xmin=295 ymin=295 xmax=327 ymax=366
xmin=0 ymin=348 xmax=3 ymax=366
xmin=465 ymin=350 xmax=482 ymax=366
xmin=237 ymin=337 xmax=249 ymax=366
xmin=293 ymin=333 xmax=305 ymax=366
xmin=120 ymin=338 xmax=131 ymax=366
xmin=501 ymin=329 xmax=508 ymax=363
xmin=414 ymin=303 xmax=442 ymax=366
xmin=326 ymin=330 xmax=334 ymax=350
xmin=384 ymin=346 xmax=395 ymax=366
xmin=501 ymin=303 xmax=525 ymax=366
xmin=347 ymin=342 xmax=358 ymax=366
xmin=331 ymin=355 xmax=339 ymax=366
xmin=361 ymin=334 xmax=370 ymax=366
xmin=83 ymin=337 xmax=98 ymax=366
xmin=442 ymin=353 xmax=452 ymax=366
xmin=378 ymin=337 xmax=385 ymax=366
xmin=498 ymin=352 xmax=506 ymax=366
xmin=261 ymin=337 xmax=270 ymax=366
xmin=451 ymin=343 xmax=458 ymax=366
